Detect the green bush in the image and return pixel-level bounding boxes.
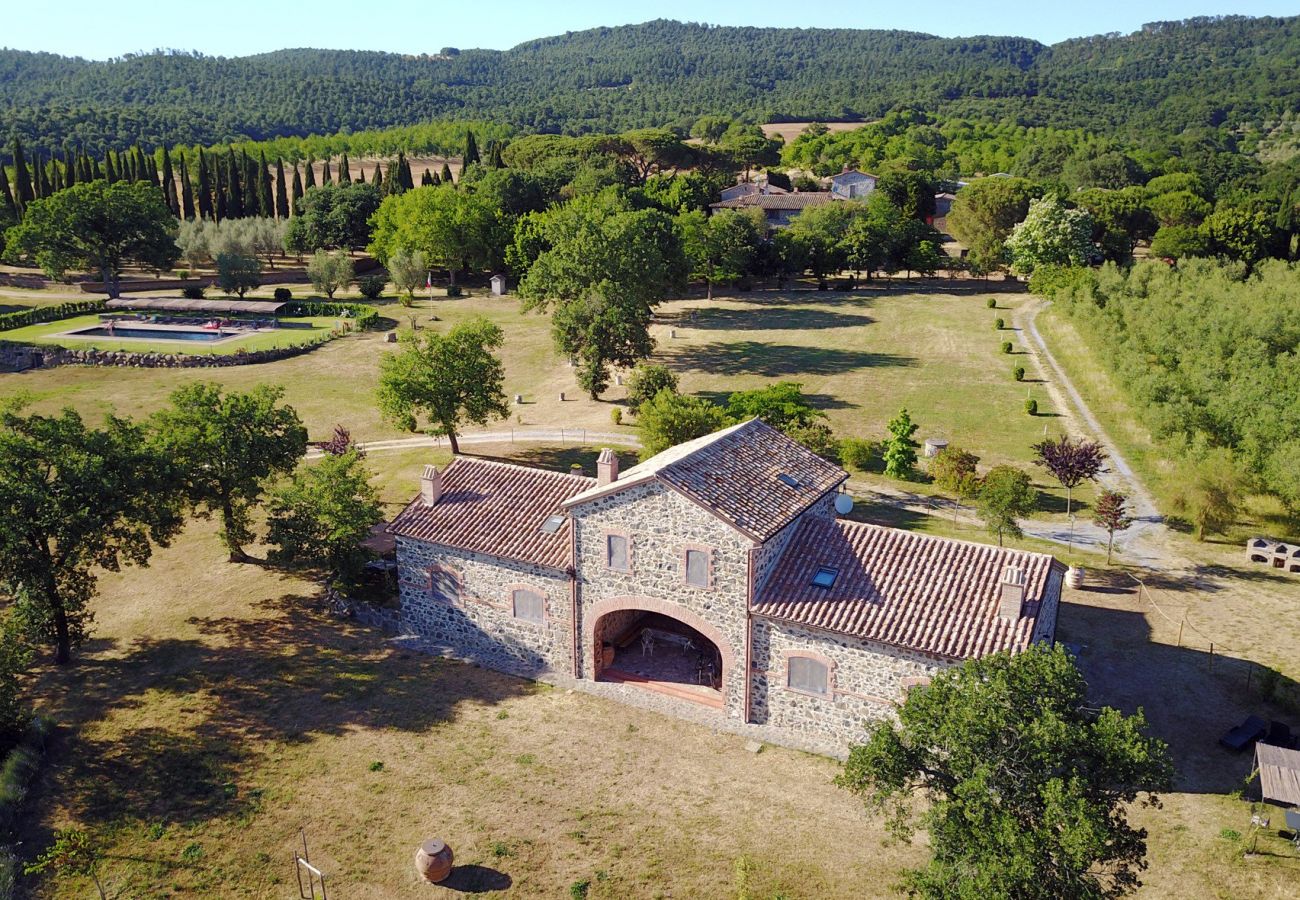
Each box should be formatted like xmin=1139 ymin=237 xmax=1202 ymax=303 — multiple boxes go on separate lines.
xmin=0 ymin=300 xmax=105 ymax=332
xmin=1013 ymin=365 xmax=1026 ymax=381
xmin=273 ymin=287 xmax=292 ymax=302
xmin=986 ymin=298 xmax=997 ymax=309
xmin=611 ymin=407 xmax=623 ymax=426
xmin=356 ymin=275 xmax=386 ymax=300
xmin=0 ymin=717 xmax=51 ymax=834
xmin=181 ymin=285 xmax=205 ymax=300
xmin=839 ymin=437 xmax=879 ymax=472
xmin=994 ymin=317 xmax=1004 ymax=330
xmin=1001 ymin=340 xmax=1014 ymax=354
xmin=446 ymin=284 xmax=463 ymax=298
xmin=1025 ymin=399 xmax=1038 ymax=415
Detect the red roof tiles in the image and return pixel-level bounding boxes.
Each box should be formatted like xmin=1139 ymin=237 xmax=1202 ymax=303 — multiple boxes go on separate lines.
xmin=389 ymin=457 xmax=593 ymax=570
xmin=754 ymin=517 xmax=1063 ymax=659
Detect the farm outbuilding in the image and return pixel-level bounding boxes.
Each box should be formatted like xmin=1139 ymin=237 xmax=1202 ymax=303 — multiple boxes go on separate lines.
xmin=1246 ymin=537 xmax=1300 ymax=574
xmin=1255 ymin=742 xmax=1300 ymax=807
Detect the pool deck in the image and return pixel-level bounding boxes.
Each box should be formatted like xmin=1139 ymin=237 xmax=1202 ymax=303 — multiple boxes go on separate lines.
xmin=58 ymin=321 xmax=271 ymax=345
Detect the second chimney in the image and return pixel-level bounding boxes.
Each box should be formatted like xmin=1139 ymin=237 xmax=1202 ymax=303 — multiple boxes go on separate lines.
xmin=597 ymin=448 xmax=619 ymax=487
xmin=997 ymin=565 xmax=1025 ymax=621
xmin=420 ymin=464 xmax=442 ymax=506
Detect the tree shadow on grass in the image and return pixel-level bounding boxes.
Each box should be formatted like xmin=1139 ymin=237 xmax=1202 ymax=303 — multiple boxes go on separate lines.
xmin=665 ymin=342 xmax=916 ymax=377
xmin=1060 ymin=585 xmax=1300 ymax=796
xmin=474 ymin=445 xmax=640 ymax=477
xmin=23 ymin=592 xmax=537 ymax=840
xmin=685 ymin=306 xmax=875 ymax=332
xmin=694 ymin=390 xmax=859 ymax=411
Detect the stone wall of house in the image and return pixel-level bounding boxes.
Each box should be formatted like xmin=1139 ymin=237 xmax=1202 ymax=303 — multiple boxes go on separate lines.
xmin=749 ymin=618 xmax=949 ymax=747
xmin=396 ymin=536 xmax=573 ymax=678
xmin=570 ymin=481 xmax=753 ymax=719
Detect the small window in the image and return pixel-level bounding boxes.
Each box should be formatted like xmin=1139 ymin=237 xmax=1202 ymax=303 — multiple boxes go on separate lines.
xmin=606 ymin=534 xmax=629 ymax=571
xmin=685 ymin=549 xmax=710 ymax=587
xmin=788 ymin=656 xmax=829 ymax=697
xmin=811 ymin=566 xmax=838 ymax=588
xmin=540 ymin=514 xmax=565 ymax=534
xmin=777 ymin=473 xmax=801 ymax=489
xmin=512 ymin=589 xmax=544 ymax=623
xmin=430 ymin=567 xmax=458 ymax=603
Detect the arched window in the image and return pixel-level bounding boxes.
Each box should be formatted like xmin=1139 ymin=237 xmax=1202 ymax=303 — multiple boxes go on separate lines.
xmin=511 ymin=588 xmax=545 ymax=624
xmin=786 ymin=653 xmax=831 ymax=698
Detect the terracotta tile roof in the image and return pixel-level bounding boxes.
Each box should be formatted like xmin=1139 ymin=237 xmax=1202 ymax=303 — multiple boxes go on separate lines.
xmin=709 ymin=192 xmax=832 ymax=211
xmin=754 ymin=517 xmax=1063 ymax=659
xmin=389 ymin=457 xmax=593 ymax=570
xmin=565 ymin=420 xmax=847 ymax=542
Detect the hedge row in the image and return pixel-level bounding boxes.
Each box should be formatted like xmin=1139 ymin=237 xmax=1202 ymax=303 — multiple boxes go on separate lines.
xmin=283 ymin=301 xmax=379 ymax=330
xmin=0 ymin=300 xmax=106 ymax=332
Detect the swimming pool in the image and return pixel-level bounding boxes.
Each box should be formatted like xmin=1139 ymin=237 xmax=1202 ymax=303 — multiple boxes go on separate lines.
xmin=67 ymin=326 xmax=238 ymax=343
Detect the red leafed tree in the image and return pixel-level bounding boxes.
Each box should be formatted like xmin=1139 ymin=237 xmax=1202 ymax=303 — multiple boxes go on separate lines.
xmin=1032 ymin=435 xmax=1107 ymax=517
xmin=1092 ymin=489 xmax=1133 ymax=564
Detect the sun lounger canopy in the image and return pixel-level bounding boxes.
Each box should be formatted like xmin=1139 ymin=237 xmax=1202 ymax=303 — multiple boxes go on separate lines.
xmin=105 ymin=298 xmax=289 ymax=315
xmin=1255 ymin=742 xmax=1300 ymax=806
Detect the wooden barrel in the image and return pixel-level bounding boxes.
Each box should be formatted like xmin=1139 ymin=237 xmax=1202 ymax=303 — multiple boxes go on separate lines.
xmin=415 ymin=839 xmax=454 ymax=883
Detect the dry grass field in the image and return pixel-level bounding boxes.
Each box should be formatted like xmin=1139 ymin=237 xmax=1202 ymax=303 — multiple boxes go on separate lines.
xmin=760 ymin=121 xmax=867 ymax=144
xmin=4 ymin=280 xmax=1300 ymax=897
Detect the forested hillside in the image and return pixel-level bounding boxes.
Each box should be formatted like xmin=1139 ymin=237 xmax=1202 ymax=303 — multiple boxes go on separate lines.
xmin=3 ymin=15 xmax=1300 ymax=159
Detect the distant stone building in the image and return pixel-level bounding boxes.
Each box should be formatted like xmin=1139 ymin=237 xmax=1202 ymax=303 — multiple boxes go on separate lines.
xmin=708 ymin=192 xmax=832 ymax=228
xmin=389 ymin=421 xmax=1064 ymax=751
xmin=829 ymin=167 xmax=877 ymax=200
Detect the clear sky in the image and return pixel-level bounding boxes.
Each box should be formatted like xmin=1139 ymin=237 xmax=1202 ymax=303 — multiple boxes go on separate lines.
xmin=4 ymin=1 xmax=1297 ymax=59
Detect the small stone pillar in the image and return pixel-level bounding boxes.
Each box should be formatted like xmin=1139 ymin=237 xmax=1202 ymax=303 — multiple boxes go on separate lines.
xmin=514 ymin=394 xmax=523 ymax=405
xmin=415 ymin=839 xmax=453 ymax=883
xmin=558 ymin=391 xmax=566 ymax=402
xmin=670 ymin=328 xmax=677 ymax=338
xmin=614 ymin=374 xmax=624 ymax=386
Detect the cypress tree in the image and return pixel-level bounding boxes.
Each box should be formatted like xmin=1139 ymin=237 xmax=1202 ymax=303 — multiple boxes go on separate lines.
xmin=196 ymin=149 xmax=214 ymax=220
xmin=225 ymin=148 xmax=244 ymax=219
xmin=160 ymin=145 xmax=179 ymax=216
xmin=463 ymin=130 xmax=480 ymax=167
xmin=274 ymin=157 xmax=289 ymax=219
xmin=371 ymin=163 xmax=382 ymax=187
xmin=146 ymin=151 xmax=161 ymax=190
xmin=62 ymin=150 xmax=76 ymax=188
xmin=398 ymin=152 xmax=414 ymax=191
xmin=214 ymin=161 xmax=228 ymax=221
xmin=490 ymin=142 xmax=504 ymax=169
xmin=441 ymin=162 xmax=454 ymax=184
xmin=338 ymin=153 xmax=351 ymax=184
xmin=431 ymin=168 xmax=441 ymax=185
xmin=258 ymin=150 xmax=274 ymax=217
xmin=12 ymin=139 xmax=34 ymax=211
xmin=382 ymin=158 xmax=399 ymax=196
xmin=321 ymin=157 xmax=333 ymax=186
xmin=355 ymin=165 xmax=365 ymax=184
xmin=33 ymin=153 xmax=49 ymax=199
xmin=421 ymin=168 xmax=434 ymax=186
xmin=80 ymin=152 xmax=94 ymax=183
xmin=304 ymin=156 xmax=317 ymax=189
xmin=0 ymin=165 xmax=15 ymax=216
xmin=179 ymin=153 xmax=196 ymax=220
xmin=290 ymin=164 xmax=304 ymax=215
xmin=50 ymin=157 xmax=64 ymax=193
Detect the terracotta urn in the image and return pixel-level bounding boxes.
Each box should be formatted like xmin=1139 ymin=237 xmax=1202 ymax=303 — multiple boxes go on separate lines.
xmin=415 ymin=838 xmax=454 ymax=883
xmin=1066 ymin=565 xmax=1085 ymax=589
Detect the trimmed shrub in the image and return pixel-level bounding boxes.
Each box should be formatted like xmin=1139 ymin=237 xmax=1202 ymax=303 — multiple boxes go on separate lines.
xmin=0 ymin=300 xmax=105 ymax=332
xmin=1001 ymin=340 xmax=1014 ymax=354
xmin=181 ymin=285 xmax=206 ymax=300
xmin=986 ymin=298 xmax=997 ymax=309
xmin=611 ymin=408 xmax=623 ymax=426
xmin=356 ymin=275 xmax=386 ymax=300
xmin=273 ymin=287 xmax=292 ymax=302
xmin=446 ymin=284 xmax=463 ymax=298
xmin=839 ymin=437 xmax=879 ymax=472
xmin=1025 ymin=398 xmax=1038 ymax=415
xmin=284 ymin=301 xmax=379 ymax=330
xmin=994 ymin=317 xmax=1005 ymax=330
xmin=1013 ymin=365 xmax=1026 ymax=382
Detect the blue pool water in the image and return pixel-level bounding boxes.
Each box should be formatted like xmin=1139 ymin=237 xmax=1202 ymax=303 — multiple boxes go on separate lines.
xmin=73 ymin=326 xmax=231 ymax=342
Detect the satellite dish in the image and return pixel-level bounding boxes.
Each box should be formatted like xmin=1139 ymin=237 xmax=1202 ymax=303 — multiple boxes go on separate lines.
xmin=834 ymin=493 xmax=854 ymax=515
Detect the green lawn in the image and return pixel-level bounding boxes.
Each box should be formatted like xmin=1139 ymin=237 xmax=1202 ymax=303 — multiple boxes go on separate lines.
xmin=1 ymin=313 xmax=344 ymax=355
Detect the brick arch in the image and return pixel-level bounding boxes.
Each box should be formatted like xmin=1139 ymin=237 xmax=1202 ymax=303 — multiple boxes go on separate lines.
xmin=587 ymin=595 xmax=736 ymax=678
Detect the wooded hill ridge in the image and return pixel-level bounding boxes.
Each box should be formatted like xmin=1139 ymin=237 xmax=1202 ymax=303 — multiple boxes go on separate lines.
xmin=4 ymin=15 xmax=1300 ymax=159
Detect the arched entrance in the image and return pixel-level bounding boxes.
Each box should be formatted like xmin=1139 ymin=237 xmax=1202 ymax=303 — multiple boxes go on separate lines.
xmin=587 ymin=597 xmax=733 ymax=710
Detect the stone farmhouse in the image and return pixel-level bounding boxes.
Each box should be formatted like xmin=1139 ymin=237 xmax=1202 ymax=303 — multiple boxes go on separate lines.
xmin=389 ymin=420 xmax=1064 ymax=750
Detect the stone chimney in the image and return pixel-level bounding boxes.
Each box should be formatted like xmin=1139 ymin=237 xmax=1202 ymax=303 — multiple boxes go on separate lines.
xmin=997 ymin=565 xmax=1025 ymax=621
xmin=597 ymin=448 xmax=619 ymax=487
xmin=420 ymin=464 xmax=442 ymax=506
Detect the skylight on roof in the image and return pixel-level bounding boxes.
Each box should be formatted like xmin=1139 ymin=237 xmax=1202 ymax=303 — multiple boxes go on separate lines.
xmin=539 ymin=514 xmax=565 ymax=534
xmin=777 ymin=473 xmax=801 ymax=489
xmin=811 ymin=566 xmax=838 ymax=588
